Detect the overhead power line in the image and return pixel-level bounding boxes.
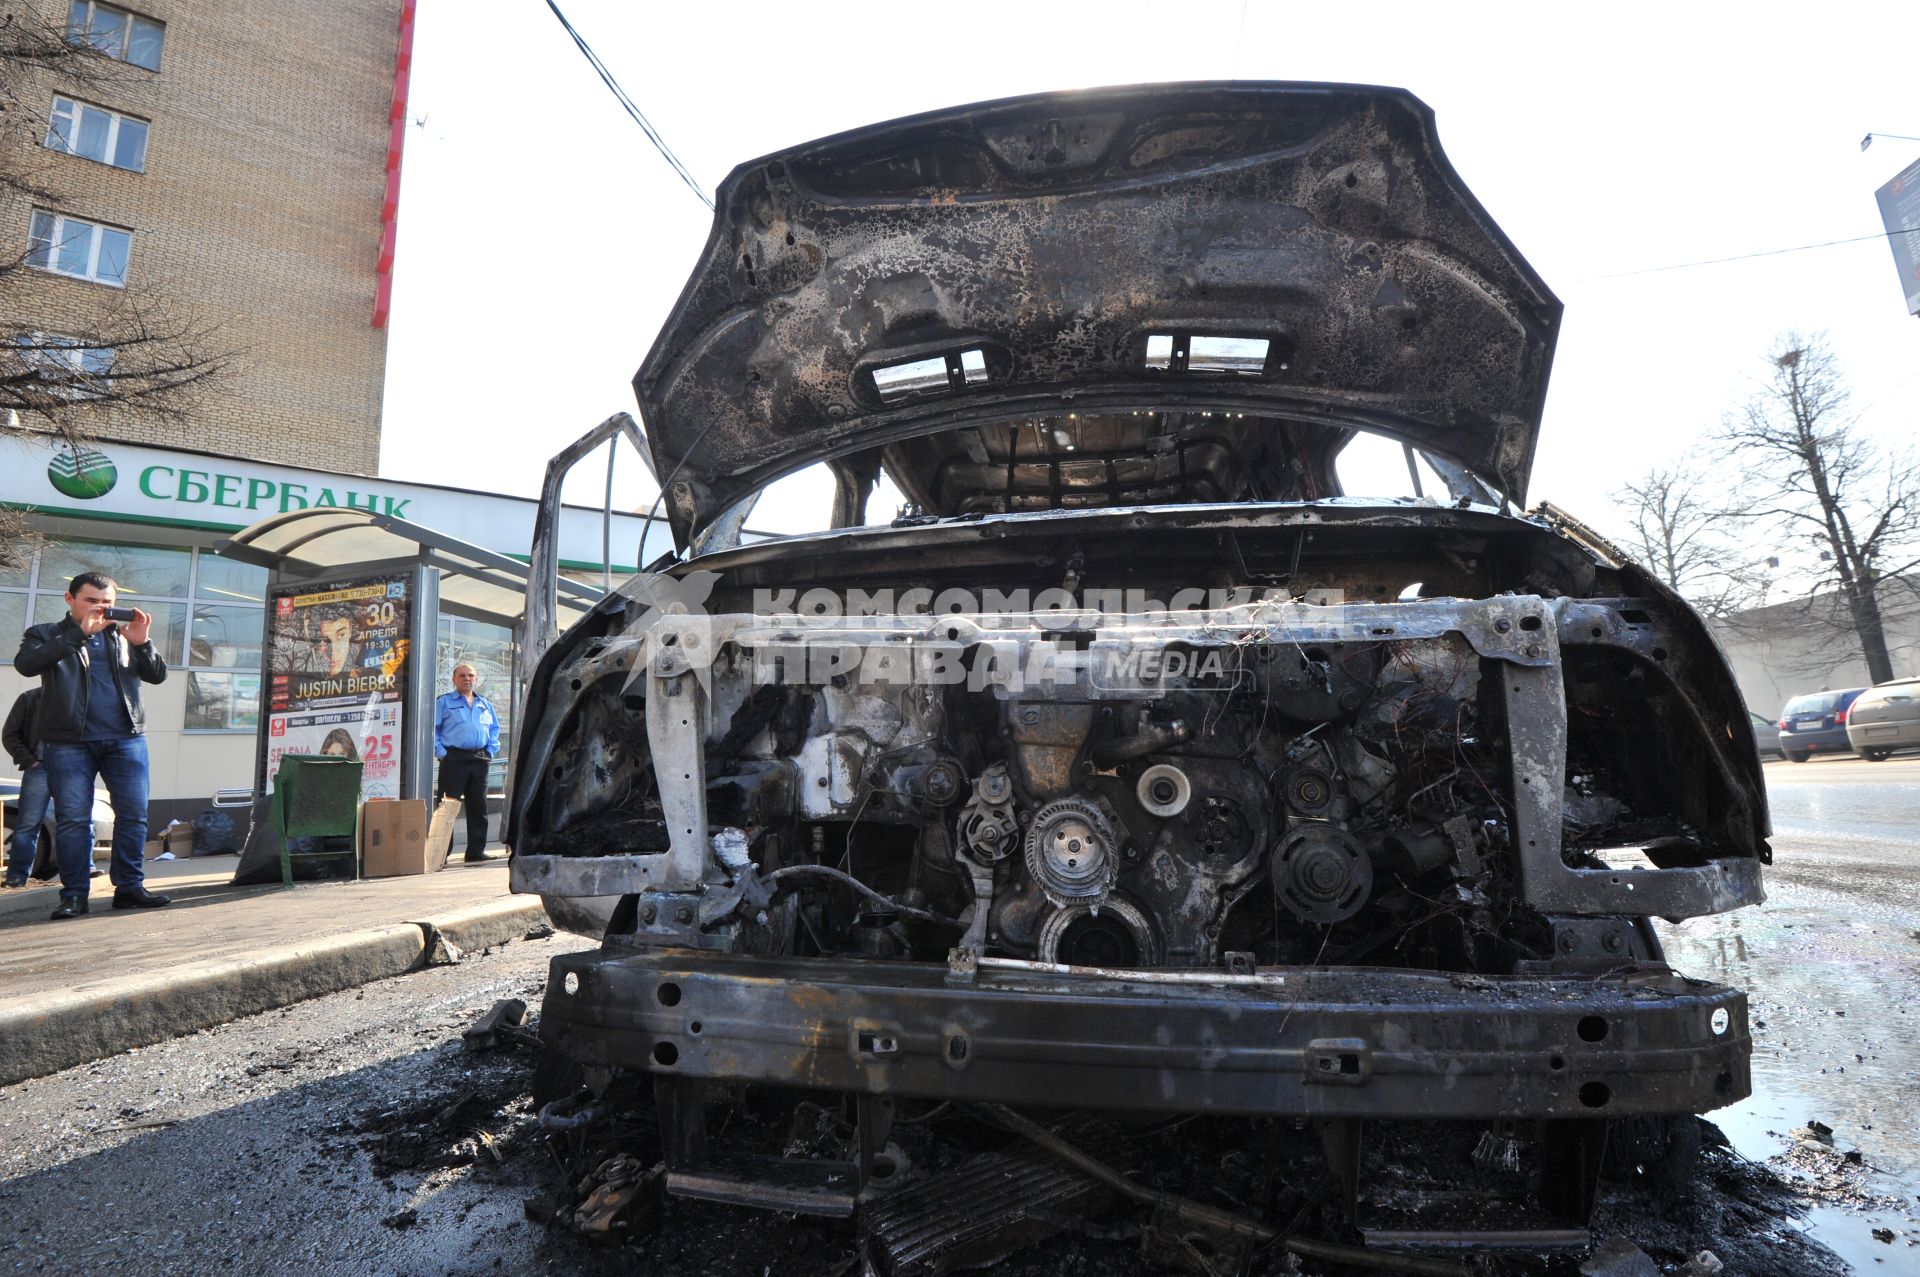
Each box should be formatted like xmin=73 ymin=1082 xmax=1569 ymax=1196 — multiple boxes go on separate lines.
xmin=1574 ymin=225 xmax=1920 ymax=283
xmin=544 ymin=0 xmax=713 ymax=210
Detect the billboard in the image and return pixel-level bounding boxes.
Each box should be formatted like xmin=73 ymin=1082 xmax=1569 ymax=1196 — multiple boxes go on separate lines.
xmin=263 ymin=575 xmax=412 ymax=801
xmin=1875 ymin=156 xmax=1920 ymax=316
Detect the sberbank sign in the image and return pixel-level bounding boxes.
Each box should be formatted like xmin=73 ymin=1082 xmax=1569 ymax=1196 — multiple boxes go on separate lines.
xmin=134 ymin=464 xmax=412 ymax=519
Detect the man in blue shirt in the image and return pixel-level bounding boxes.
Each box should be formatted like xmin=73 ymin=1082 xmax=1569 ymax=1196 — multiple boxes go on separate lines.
xmin=14 ymin=572 xmax=170 ymax=918
xmin=433 ymin=663 xmax=500 ymax=863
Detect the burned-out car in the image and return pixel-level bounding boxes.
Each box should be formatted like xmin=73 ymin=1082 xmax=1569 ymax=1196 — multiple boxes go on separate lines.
xmin=510 ymin=83 xmax=1766 ymax=1241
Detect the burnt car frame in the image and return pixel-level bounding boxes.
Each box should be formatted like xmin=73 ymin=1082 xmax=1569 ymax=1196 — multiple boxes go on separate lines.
xmin=509 ymin=82 xmax=1767 ymax=1236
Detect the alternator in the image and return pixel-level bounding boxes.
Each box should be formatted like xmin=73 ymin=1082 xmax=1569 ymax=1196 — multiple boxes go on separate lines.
xmin=1024 ymin=796 xmax=1121 ymax=907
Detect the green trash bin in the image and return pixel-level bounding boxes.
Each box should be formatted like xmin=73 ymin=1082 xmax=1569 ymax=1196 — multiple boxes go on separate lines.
xmin=270 ymin=754 xmax=364 ymax=886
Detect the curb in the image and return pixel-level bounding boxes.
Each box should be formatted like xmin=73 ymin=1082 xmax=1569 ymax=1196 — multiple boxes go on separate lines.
xmin=0 ymin=898 xmax=550 ymax=1088
xmin=419 ymin=895 xmax=550 ymax=954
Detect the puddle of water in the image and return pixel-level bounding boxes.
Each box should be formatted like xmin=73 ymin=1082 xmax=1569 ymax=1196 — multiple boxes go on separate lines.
xmin=1659 ymin=901 xmax=1920 ymax=1271
xmin=1710 ymin=1095 xmax=1920 ymax=1273
xmin=1797 ymin=1205 xmax=1920 ymax=1274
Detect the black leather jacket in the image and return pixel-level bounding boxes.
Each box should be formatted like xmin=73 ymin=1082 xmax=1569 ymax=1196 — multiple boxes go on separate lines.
xmin=14 ymin=618 xmax=167 ymax=742
xmin=3 ymin=688 xmax=40 ymax=769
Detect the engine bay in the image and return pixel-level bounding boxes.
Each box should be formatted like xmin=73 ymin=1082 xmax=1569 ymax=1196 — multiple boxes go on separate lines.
xmin=511 ymin=506 xmax=1768 ymax=979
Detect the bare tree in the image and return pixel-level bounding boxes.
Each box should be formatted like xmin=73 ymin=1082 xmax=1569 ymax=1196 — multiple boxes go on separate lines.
xmin=0 ymin=6 xmax=231 ymax=565
xmin=1612 ymin=454 xmax=1767 ymax=621
xmin=1717 ymin=333 xmax=1920 ymax=684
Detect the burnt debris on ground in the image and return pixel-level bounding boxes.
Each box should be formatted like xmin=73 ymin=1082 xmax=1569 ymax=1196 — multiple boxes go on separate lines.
xmin=340 ymin=1008 xmax=1862 ymax=1277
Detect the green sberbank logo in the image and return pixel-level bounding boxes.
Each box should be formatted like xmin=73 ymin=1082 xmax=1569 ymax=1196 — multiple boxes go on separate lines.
xmin=47 ymin=446 xmax=119 ymax=500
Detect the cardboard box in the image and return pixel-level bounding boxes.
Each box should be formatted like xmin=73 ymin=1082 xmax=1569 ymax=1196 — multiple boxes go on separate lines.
xmin=425 ymin=798 xmax=462 ymax=866
xmin=359 ymin=799 xmax=437 ymax=877
xmin=160 ymin=821 xmax=195 ymax=857
xmin=144 ymin=820 xmax=194 ymax=861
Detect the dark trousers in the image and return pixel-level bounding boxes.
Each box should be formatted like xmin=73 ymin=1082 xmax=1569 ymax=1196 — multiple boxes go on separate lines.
xmin=436 ymin=752 xmax=491 ymax=856
xmin=7 ymin=763 xmax=50 ymax=883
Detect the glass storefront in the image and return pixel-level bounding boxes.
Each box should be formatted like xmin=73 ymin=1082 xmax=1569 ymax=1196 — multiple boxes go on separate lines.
xmin=437 ymin=614 xmax=517 ymax=793
xmin=2 ymin=536 xmax=267 ymax=732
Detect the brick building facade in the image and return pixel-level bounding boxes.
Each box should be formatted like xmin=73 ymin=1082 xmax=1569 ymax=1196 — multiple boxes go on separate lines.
xmin=2 ymin=0 xmax=403 ymax=474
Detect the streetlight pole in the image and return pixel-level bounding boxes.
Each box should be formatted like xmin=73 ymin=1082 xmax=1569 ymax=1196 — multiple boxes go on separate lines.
xmin=1861 ymin=132 xmax=1920 ymax=151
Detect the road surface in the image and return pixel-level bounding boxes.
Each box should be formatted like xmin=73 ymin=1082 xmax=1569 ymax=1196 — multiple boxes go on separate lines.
xmin=0 ymin=755 xmax=1914 ymax=1273
xmin=1657 ymin=753 xmax=1920 ymax=1271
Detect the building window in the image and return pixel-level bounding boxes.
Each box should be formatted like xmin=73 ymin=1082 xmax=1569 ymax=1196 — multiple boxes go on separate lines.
xmin=40 ymin=537 xmax=191 ymax=599
xmin=184 ymin=559 xmax=267 ymax=734
xmin=45 ymin=96 xmax=149 ymax=172
xmin=26 ymin=210 xmax=132 ymax=287
xmin=185 ymin=671 xmax=261 ymax=734
xmin=15 ymin=334 xmax=115 ymax=400
xmin=186 ymin=557 xmax=267 ymax=733
xmin=194 ymin=553 xmax=267 ymax=604
xmin=189 ymin=603 xmax=264 ymax=669
xmin=0 ymin=594 xmax=26 ymax=656
xmin=66 ymin=2 xmax=163 ymax=71
xmin=185 ymin=591 xmax=266 ymax=733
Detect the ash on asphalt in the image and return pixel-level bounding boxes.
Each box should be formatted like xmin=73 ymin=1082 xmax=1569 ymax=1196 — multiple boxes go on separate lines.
xmin=0 ymin=930 xmax=1868 ymax=1276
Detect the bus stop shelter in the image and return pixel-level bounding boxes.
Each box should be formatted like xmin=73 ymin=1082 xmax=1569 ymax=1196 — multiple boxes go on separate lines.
xmin=212 ymin=509 xmax=605 ymax=877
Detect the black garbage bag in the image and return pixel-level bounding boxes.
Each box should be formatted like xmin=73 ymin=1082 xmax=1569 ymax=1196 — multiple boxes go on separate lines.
xmin=193 ymin=806 xmax=246 ymax=854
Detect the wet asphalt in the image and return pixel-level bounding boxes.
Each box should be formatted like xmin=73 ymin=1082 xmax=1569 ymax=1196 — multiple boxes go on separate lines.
xmin=1657 ymin=752 xmax=1920 ymax=1271
xmin=0 ymin=755 xmax=1914 ymax=1274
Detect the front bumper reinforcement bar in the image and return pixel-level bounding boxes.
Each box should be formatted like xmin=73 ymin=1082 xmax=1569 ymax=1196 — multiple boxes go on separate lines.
xmin=540 ymin=949 xmax=1749 ymax=1119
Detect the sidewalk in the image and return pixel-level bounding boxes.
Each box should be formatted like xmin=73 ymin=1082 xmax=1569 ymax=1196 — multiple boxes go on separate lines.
xmin=0 ymin=849 xmax=552 ymax=1086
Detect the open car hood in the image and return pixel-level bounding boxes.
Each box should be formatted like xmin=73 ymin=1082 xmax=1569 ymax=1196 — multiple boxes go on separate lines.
xmin=636 ymin=81 xmax=1561 ymax=546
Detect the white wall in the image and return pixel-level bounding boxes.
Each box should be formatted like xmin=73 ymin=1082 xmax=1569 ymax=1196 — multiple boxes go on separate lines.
xmin=1712 ymin=585 xmax=1920 ymax=717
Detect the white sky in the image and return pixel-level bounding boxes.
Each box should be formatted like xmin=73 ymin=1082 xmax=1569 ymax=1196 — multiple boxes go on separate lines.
xmin=378 ymin=0 xmax=1920 ymax=563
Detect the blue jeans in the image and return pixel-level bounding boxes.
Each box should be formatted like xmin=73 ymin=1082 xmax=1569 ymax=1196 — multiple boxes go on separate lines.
xmin=7 ymin=764 xmax=49 ymax=882
xmin=41 ymin=737 xmax=150 ymax=899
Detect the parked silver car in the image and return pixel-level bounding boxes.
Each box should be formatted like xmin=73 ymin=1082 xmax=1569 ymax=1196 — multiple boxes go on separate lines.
xmin=1846 ymin=677 xmax=1920 ymax=761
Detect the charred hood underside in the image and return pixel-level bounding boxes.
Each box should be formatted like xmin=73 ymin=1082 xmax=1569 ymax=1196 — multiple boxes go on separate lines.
xmin=637 ymin=82 xmax=1561 ymax=546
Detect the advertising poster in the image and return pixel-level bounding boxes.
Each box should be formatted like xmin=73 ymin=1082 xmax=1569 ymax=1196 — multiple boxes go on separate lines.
xmin=263 ymin=576 xmax=411 ymax=800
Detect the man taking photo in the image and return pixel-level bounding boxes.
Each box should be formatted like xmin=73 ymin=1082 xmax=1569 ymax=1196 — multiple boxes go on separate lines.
xmin=15 ymin=572 xmax=170 ymax=919
xmin=433 ymin=662 xmax=500 ymax=863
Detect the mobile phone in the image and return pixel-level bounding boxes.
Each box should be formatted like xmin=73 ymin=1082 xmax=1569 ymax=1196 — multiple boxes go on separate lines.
xmin=103 ymin=606 xmax=138 ymax=622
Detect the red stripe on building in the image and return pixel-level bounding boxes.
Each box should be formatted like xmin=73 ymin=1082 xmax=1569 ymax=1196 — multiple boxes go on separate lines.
xmin=373 ymin=0 xmax=416 ymax=328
